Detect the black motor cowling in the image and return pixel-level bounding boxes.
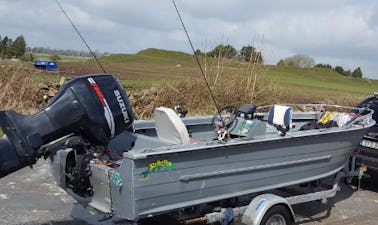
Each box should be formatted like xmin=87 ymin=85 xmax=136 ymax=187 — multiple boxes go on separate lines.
xmin=0 ymin=74 xmax=134 ymax=178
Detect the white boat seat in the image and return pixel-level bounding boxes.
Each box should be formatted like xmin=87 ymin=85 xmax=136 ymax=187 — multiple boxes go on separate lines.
xmin=267 ymin=105 xmax=293 ymax=136
xmin=154 ymin=107 xmax=190 ymax=145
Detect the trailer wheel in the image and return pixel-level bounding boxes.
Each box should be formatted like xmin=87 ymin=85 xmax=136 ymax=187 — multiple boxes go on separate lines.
xmin=260 ymin=205 xmax=292 ymax=225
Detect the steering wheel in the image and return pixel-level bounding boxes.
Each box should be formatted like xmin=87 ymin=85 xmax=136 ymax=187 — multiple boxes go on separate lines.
xmin=211 ymin=105 xmax=238 ymax=128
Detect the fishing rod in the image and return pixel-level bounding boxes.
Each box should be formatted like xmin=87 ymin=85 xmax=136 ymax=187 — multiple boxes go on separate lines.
xmin=55 ymin=0 xmax=107 ymax=74
xmin=172 ymin=0 xmax=231 ymax=140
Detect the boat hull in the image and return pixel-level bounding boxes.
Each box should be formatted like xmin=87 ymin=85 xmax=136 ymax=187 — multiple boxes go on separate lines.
xmin=109 ymin=126 xmax=368 ymax=220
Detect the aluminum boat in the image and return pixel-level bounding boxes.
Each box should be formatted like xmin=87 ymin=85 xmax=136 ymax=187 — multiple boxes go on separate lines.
xmin=50 ymin=101 xmax=375 ymax=222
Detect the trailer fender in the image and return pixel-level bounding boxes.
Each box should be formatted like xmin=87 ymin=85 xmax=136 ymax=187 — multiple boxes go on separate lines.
xmin=241 ymin=193 xmax=294 ymax=225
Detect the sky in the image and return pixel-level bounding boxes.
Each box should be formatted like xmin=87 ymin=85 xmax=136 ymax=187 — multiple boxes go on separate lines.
xmin=1 ymin=0 xmax=378 ymax=79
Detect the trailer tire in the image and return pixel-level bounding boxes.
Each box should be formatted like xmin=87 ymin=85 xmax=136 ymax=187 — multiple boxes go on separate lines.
xmin=260 ymin=205 xmax=293 ymax=225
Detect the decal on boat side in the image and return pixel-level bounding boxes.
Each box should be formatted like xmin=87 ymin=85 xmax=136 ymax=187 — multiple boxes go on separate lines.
xmin=139 ymin=160 xmax=176 ymax=181
xmin=109 ymin=170 xmax=123 ymax=187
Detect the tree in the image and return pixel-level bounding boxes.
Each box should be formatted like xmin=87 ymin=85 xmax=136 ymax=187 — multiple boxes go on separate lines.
xmin=0 ymin=35 xmax=26 ymax=59
xmin=282 ymin=54 xmax=315 ymax=68
xmin=315 ymin=63 xmax=332 ymax=69
xmin=194 ymin=49 xmax=204 ymax=57
xmin=277 ymin=59 xmax=285 ymax=67
xmin=208 ymin=44 xmax=237 ymax=59
xmin=0 ymin=36 xmax=12 ymax=59
xmin=333 ymin=66 xmax=352 ymax=76
xmin=352 ymin=67 xmax=363 ymax=78
xmin=334 ymin=66 xmax=344 ymax=75
xmin=28 ymin=46 xmax=103 ymax=58
xmin=239 ymin=45 xmax=263 ymax=64
xmin=10 ymin=35 xmax=26 ymax=58
xmin=344 ymin=69 xmax=351 ymax=77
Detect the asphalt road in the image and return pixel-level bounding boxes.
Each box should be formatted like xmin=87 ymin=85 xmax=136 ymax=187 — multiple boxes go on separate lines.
xmin=1 ymin=160 xmax=377 ymax=225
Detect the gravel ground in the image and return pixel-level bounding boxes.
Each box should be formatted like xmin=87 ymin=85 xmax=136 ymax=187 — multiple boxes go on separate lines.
xmin=0 ymin=160 xmax=377 ymax=225
xmin=293 ymin=179 xmax=378 ymax=225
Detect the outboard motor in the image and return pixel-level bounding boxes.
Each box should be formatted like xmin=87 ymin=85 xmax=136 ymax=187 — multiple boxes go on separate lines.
xmin=0 ymin=74 xmax=134 ymax=178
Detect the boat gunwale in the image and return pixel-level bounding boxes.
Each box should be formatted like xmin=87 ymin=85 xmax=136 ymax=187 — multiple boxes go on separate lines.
xmin=123 ymin=104 xmax=375 ymax=159
xmin=124 ymin=121 xmax=375 ymax=160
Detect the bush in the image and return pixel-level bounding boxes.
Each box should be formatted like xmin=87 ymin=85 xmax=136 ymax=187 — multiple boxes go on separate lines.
xmin=0 ymin=61 xmax=53 ymax=114
xmin=130 ymin=75 xmax=279 ymax=118
xmin=21 ymin=52 xmax=34 ymax=62
xmin=49 ymin=54 xmax=61 ymax=61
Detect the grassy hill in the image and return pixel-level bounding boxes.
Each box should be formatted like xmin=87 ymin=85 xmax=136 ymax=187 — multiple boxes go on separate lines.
xmin=264 ymin=66 xmax=377 ymax=98
xmin=98 ymin=48 xmax=377 ymax=96
xmin=99 ymin=48 xmax=194 ymax=66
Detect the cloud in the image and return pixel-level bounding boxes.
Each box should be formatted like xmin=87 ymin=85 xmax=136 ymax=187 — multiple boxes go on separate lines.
xmin=0 ymin=0 xmax=377 ymax=79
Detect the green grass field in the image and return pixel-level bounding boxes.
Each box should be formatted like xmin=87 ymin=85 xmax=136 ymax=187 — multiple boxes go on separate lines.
xmin=26 ymin=48 xmax=378 ymax=106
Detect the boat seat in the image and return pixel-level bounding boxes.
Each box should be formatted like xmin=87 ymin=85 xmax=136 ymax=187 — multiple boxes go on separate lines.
xmin=154 ymin=107 xmax=190 ymax=145
xmin=267 ymin=105 xmax=293 ymax=136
